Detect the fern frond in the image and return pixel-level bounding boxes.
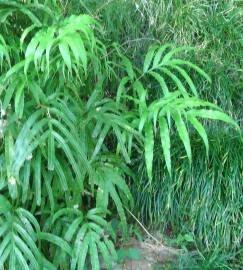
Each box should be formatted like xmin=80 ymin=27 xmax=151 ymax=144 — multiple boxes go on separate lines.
xmin=0 ymin=196 xmax=51 ymax=269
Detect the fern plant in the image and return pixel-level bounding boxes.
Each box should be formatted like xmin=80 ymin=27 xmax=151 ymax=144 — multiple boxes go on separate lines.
xmin=116 ymin=45 xmax=238 ymax=180
xmin=0 ymin=0 xmax=239 ymax=269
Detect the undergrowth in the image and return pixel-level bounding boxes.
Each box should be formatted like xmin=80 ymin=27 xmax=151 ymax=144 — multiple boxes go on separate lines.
xmin=133 ymin=131 xmax=242 ymax=267
xmin=0 ymin=0 xmax=242 ymax=269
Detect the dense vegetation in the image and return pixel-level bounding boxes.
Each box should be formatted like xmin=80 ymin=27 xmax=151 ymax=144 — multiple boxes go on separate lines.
xmin=0 ymin=1 xmax=242 ymax=269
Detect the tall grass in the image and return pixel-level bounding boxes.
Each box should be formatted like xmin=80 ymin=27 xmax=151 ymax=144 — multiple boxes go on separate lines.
xmin=133 ymin=131 xmax=242 ymax=252
xmin=73 ymin=0 xmax=242 ymax=116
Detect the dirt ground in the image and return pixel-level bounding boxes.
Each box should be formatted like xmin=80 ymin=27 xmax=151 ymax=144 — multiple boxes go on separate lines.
xmin=101 ymin=238 xmax=181 ymax=270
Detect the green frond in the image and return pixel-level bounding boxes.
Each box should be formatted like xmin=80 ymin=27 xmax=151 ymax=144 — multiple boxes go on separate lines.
xmin=172 ymin=110 xmax=192 ymax=163
xmin=144 ymin=121 xmax=154 ymax=182
xmin=0 ymin=197 xmax=49 ymax=269
xmin=159 ymin=117 xmax=171 ymax=175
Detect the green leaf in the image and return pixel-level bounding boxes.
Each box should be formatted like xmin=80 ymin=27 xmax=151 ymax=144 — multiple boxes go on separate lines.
xmin=104 ymin=238 xmax=117 ymax=261
xmin=143 ymin=44 xmax=158 ymax=73
xmin=28 ymin=79 xmax=47 ymax=104
xmin=116 ymin=76 xmax=130 ymax=105
xmin=128 ymin=248 xmax=141 ymax=260
xmin=14 ymin=80 xmax=25 ymax=119
xmin=162 ymin=46 xmax=194 ymax=64
xmin=34 ymin=149 xmax=42 ymax=206
xmin=97 ymin=241 xmax=112 ymax=270
xmin=3 ymin=80 xmax=18 ymax=110
xmin=52 ymin=208 xmax=82 ymax=224
xmin=9 ymin=252 xmax=16 ymax=270
xmin=19 ymin=6 xmax=42 ymax=26
xmin=159 ymin=117 xmax=171 ymax=175
xmin=89 ymin=222 xmax=104 ymax=235
xmin=5 ymin=60 xmax=25 ymax=80
xmin=87 ymin=214 xmax=107 ymax=228
xmin=64 ymin=217 xmax=83 ymax=242
xmin=13 ymin=117 xmax=47 ymax=174
xmin=89 ymin=235 xmax=99 ymax=270
xmin=20 ymin=24 xmax=37 ymax=51
xmin=75 ymin=234 xmax=89 ymax=270
xmin=59 ymin=42 xmax=72 ymax=70
xmin=144 ymin=121 xmax=154 ymax=182
xmin=54 ymin=159 xmax=68 ymax=191
xmin=5 ymin=131 xmax=17 ymax=197
xmin=122 ymin=56 xmax=134 ymax=80
xmin=172 ymin=111 xmax=191 ymax=162
xmin=14 ymin=223 xmax=41 ymax=261
xmin=0 ymin=195 xmax=11 ymax=213
xmin=188 ymin=115 xmax=209 ymax=156
xmin=21 ymin=161 xmax=31 ymax=203
xmin=48 ymin=130 xmax=55 ymax=171
xmin=184 ymin=234 xmax=194 ymax=242
xmin=16 ymin=208 xmax=41 ymax=234
xmin=92 ymin=121 xmax=103 ymax=139
xmin=43 ymin=170 xmax=55 ymax=213
xmin=0 ymin=222 xmax=8 ymax=237
xmin=149 ymin=71 xmax=169 ymax=96
xmin=25 ymin=34 xmax=39 ymax=58
xmin=5 ymin=130 xmax=14 ymax=179
xmin=64 ymin=36 xmax=80 ymax=63
xmin=15 ymin=247 xmax=29 ymax=270
xmin=50 ymin=118 xmax=91 ymax=176
xmin=66 ymin=33 xmax=87 ymax=74
xmin=167 ymin=64 xmax=198 ymax=96
xmin=153 ymin=44 xmax=171 ymax=68
xmin=0 ymin=243 xmax=11 ymax=268
xmin=91 ymin=124 xmax=110 ymax=160
xmin=39 ymin=232 xmax=72 ymax=256
xmin=187 ymin=109 xmax=239 ymax=129
xmin=14 ymin=235 xmax=39 ymax=270
xmin=169 ymin=59 xmax=212 ymax=83
xmin=160 ymin=67 xmax=188 ymax=97
xmin=52 ymin=131 xmax=83 ymax=184
xmin=113 ymin=125 xmax=130 ymax=163
xmin=109 ymin=185 xmax=127 ymax=237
